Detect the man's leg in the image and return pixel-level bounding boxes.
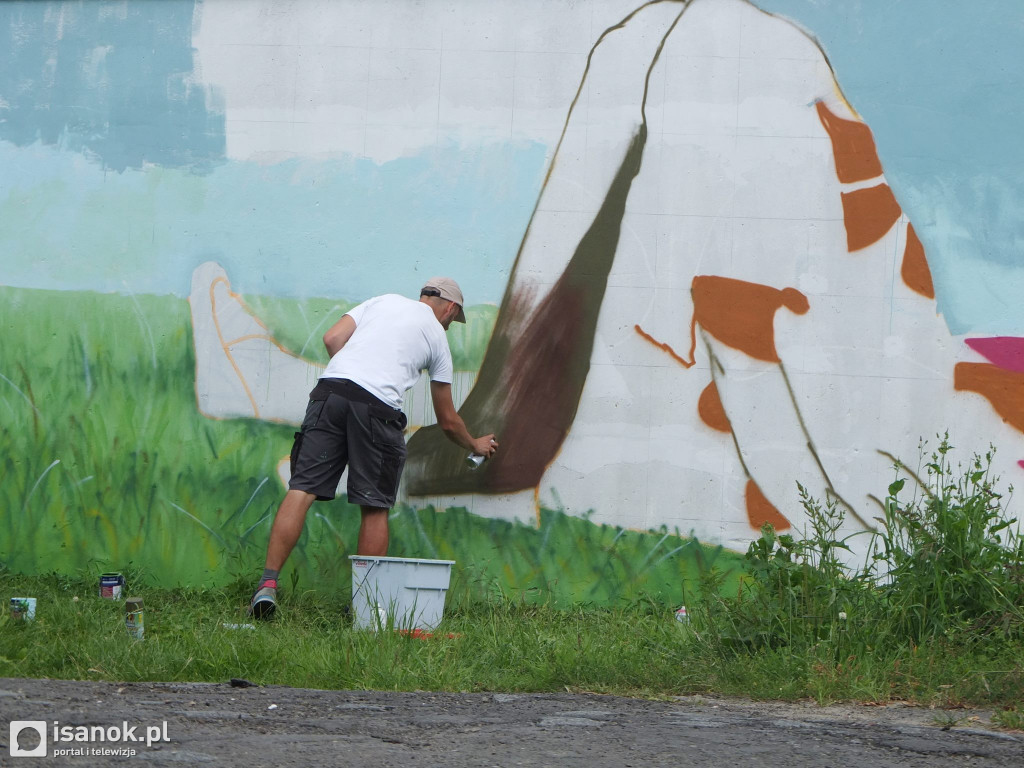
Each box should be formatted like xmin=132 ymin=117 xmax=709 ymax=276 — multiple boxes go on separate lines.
xmin=357 ymin=506 xmax=389 ymax=556
xmin=265 ymin=489 xmax=318 ymax=570
xmin=250 ymin=488 xmax=317 ymax=619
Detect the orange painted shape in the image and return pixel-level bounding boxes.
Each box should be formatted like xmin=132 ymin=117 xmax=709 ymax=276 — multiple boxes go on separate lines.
xmin=698 ymin=382 xmax=731 ymax=433
xmin=901 ymin=224 xmax=935 ymax=298
xmin=634 ymin=324 xmax=696 ymax=368
xmin=691 ymin=276 xmax=809 ymax=362
xmin=815 ymin=101 xmax=884 ymax=184
xmin=745 ymin=479 xmax=790 ymax=531
xmin=840 ymin=184 xmax=902 ymax=252
xmin=954 ymin=363 xmax=1024 ymax=434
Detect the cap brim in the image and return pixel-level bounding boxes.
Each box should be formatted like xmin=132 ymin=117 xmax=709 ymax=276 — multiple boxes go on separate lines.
xmin=455 ymin=305 xmax=467 ymax=323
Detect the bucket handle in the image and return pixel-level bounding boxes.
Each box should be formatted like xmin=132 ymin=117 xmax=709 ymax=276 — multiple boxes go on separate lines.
xmin=349 ymin=560 xmax=378 ymax=603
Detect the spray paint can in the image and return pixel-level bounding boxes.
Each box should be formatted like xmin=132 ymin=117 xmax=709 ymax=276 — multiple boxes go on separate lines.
xmin=125 ymin=597 xmax=144 ymax=639
xmin=465 ymin=439 xmax=497 ymax=470
xmin=10 ymin=597 xmax=36 ymax=621
xmin=99 ymin=572 xmax=125 ymax=599
xmin=674 ymin=605 xmax=689 ymax=624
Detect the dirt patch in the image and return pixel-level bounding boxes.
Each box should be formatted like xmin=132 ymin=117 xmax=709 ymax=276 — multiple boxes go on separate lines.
xmin=1 ymin=678 xmax=1020 ymax=766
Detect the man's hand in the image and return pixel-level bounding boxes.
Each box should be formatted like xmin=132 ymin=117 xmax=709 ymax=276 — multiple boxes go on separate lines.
xmin=471 ymin=434 xmax=498 ymax=458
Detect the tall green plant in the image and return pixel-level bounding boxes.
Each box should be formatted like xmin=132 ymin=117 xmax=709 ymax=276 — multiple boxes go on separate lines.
xmin=877 ymin=438 xmax=1023 ymax=641
xmin=688 ymin=438 xmax=1024 ymax=658
xmin=690 ymin=485 xmax=867 ymax=653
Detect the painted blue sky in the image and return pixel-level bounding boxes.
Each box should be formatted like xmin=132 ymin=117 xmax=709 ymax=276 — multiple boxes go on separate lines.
xmin=0 ymin=138 xmax=547 ymax=306
xmin=0 ymin=1 xmax=224 ymax=172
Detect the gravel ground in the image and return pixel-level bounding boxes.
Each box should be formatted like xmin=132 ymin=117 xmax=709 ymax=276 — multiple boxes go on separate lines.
xmin=1 ymin=678 xmax=1022 ymax=766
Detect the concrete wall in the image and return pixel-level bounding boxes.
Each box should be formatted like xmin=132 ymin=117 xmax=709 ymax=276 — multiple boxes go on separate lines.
xmin=2 ymin=0 xmax=1022 ymax=597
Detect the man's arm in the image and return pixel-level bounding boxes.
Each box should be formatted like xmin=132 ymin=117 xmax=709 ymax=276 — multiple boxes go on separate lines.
xmin=430 ymin=381 xmax=498 ymax=457
xmin=323 ymin=314 xmax=357 ymax=358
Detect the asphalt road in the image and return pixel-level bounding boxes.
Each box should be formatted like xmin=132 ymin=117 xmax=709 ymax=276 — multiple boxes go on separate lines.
xmin=1 ymin=679 xmax=1022 ymax=766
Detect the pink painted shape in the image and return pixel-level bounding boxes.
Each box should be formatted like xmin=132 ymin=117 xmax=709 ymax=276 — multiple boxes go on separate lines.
xmin=965 ymin=337 xmax=1024 ymax=373
xmin=1019 ymin=460 xmax=1024 ymax=471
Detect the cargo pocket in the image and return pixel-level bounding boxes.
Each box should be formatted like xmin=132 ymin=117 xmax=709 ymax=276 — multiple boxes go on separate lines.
xmin=301 ymin=398 xmax=328 ymax=429
xmin=290 ymin=399 xmax=327 ymax=476
xmin=370 ymin=414 xmax=407 ymax=500
xmin=289 ymin=431 xmax=304 ymax=476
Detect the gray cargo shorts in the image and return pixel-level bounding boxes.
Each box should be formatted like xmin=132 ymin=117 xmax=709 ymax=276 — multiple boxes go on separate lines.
xmin=288 ymin=378 xmax=408 ymax=507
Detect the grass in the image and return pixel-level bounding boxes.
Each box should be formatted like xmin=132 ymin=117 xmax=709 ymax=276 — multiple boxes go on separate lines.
xmin=0 ymin=285 xmax=743 ymax=606
xmin=674 ymin=438 xmax=1024 ymax=711
xmin=2 ymin=569 xmax=1022 ymax=712
xmin=686 ymin=439 xmax=1024 ymax=652
xmin=3 ymin=574 xmax=698 ymax=695
xmin=994 ymin=708 xmax=1024 ymax=731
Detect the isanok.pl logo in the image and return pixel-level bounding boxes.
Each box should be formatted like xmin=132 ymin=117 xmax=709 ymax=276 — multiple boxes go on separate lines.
xmin=8 ymin=719 xmax=170 ymax=758
xmin=9 ymin=721 xmax=47 ymax=758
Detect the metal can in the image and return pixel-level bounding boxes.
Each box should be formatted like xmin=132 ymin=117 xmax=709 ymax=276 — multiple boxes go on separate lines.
xmin=10 ymin=597 xmax=36 ymax=621
xmin=99 ymin=572 xmax=125 ymax=600
xmin=466 ymin=439 xmax=497 ymax=470
xmin=125 ymin=597 xmax=144 ymax=640
xmin=674 ymin=605 xmax=689 ymax=623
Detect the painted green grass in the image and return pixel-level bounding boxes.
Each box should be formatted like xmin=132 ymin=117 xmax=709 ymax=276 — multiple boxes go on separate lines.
xmin=0 ymin=286 xmax=743 ymax=607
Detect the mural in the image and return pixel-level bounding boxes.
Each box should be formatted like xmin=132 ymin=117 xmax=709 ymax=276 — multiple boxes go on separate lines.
xmin=2 ymin=0 xmax=1023 ymax=604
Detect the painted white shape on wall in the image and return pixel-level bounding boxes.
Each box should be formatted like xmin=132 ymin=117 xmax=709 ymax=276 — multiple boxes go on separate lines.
xmin=193 ymin=0 xmax=652 ymax=163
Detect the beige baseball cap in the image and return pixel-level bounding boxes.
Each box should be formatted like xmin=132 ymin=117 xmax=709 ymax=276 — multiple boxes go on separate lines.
xmin=421 ymin=276 xmax=466 ymax=323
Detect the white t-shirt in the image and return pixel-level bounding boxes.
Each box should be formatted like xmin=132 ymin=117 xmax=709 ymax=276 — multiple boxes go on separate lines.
xmin=320 ymin=294 xmax=453 ymax=408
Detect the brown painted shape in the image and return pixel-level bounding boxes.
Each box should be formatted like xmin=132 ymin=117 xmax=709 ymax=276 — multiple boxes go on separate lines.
xmin=815 ymin=101 xmax=884 ymax=184
xmin=954 ymin=362 xmax=1024 ymax=434
xmin=745 ymin=479 xmax=790 ymax=531
xmin=691 ymin=276 xmax=809 ymax=363
xmin=404 ymin=126 xmax=650 ymax=495
xmin=901 ymin=224 xmax=935 ymax=298
xmin=698 ymin=382 xmax=731 ymax=432
xmin=840 ymin=184 xmax=902 ymax=252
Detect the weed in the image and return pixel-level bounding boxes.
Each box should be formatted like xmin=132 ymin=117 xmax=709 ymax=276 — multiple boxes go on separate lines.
xmin=689 ymin=485 xmax=867 ymax=654
xmin=930 ymin=712 xmax=965 ymax=729
xmin=993 ymin=708 xmax=1024 ymax=731
xmin=682 ymin=437 xmax=1024 ymax=707
xmin=876 ymin=438 xmax=1023 ymax=642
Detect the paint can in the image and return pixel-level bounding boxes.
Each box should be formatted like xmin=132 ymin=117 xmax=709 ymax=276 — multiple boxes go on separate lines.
xmin=125 ymin=597 xmax=144 ymax=640
xmin=99 ymin=572 xmax=125 ymax=599
xmin=10 ymin=597 xmax=36 ymax=621
xmin=674 ymin=605 xmax=689 ymax=623
xmin=465 ymin=439 xmax=497 ymax=470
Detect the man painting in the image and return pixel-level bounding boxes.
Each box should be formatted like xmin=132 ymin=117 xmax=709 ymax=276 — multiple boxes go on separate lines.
xmin=249 ymin=277 xmax=498 ymax=619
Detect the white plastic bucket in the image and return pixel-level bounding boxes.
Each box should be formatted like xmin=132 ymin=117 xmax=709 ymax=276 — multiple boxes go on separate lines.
xmin=348 ymin=555 xmax=455 ymax=631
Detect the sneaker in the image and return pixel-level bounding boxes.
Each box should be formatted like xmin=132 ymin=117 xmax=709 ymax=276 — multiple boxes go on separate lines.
xmin=249 ymin=581 xmax=277 ymax=620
